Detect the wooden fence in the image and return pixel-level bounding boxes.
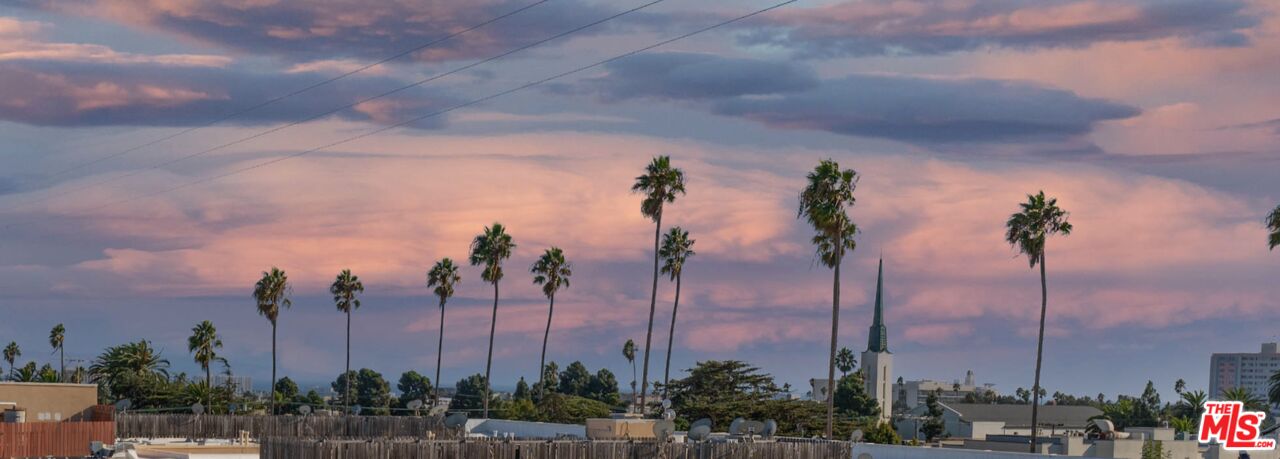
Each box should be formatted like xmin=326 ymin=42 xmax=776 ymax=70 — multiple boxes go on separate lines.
xmin=116 ymin=414 xmax=448 ymax=440
xmin=261 ymin=438 xmax=854 ymax=459
xmin=0 ymin=421 xmax=115 ymax=458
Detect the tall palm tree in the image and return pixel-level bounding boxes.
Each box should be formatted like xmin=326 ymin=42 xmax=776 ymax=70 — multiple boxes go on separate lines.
xmin=631 ymin=155 xmax=686 ymax=411
xmin=1222 ymin=386 xmax=1267 ymax=412
xmin=330 ymin=269 xmax=364 ymax=413
xmin=1005 ymin=190 xmax=1072 ymax=453
xmin=187 ymin=320 xmax=224 ymax=410
xmin=1268 ymin=204 xmax=1280 ymax=250
xmin=469 ymin=222 xmax=515 ymax=418
xmin=623 ymin=339 xmax=637 ymax=407
xmin=658 ymin=226 xmax=695 ymax=398
xmin=89 ymin=340 xmax=170 ymax=394
xmin=427 ymin=258 xmax=462 ymax=405
xmin=531 ymin=247 xmax=571 ymax=400
xmin=797 ymin=159 xmax=857 ymax=438
xmin=4 ymin=342 xmax=20 ymax=380
xmin=253 ymin=267 xmax=292 ymax=415
xmin=49 ymin=324 xmax=65 ymax=382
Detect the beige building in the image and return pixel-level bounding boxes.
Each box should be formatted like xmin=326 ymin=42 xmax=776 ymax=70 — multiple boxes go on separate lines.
xmin=0 ymin=381 xmax=99 ymax=422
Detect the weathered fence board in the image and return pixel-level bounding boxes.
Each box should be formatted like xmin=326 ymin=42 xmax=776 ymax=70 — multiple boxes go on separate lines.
xmin=116 ymin=414 xmax=446 ymax=440
xmin=0 ymin=421 xmax=115 ymax=458
xmin=261 ymin=438 xmax=854 ymax=459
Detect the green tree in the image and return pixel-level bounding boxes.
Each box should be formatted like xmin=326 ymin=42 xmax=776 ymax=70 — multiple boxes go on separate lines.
xmin=1222 ymin=386 xmax=1266 ymax=412
xmin=921 ymin=392 xmax=946 ymax=441
xmin=559 ymin=361 xmax=592 ymax=396
xmin=1141 ymin=440 xmax=1171 ymax=459
xmin=537 ymin=392 xmax=612 ymax=424
xmin=397 ymin=371 xmax=432 ymax=411
xmin=659 ymin=226 xmax=695 ymax=398
xmin=330 ymin=269 xmax=365 ymax=414
xmin=1005 ymin=190 xmax=1072 ymax=452
xmin=834 ymin=373 xmax=879 ymax=418
xmin=835 ymin=347 xmax=856 ymax=377
xmin=50 ymin=324 xmax=65 ymax=382
xmin=863 ymin=421 xmax=902 ymax=445
xmin=531 ymin=247 xmax=571 ymax=400
xmin=89 ymin=340 xmax=170 ymax=406
xmin=623 ymin=339 xmax=637 ymax=404
xmin=449 ymin=373 xmax=488 ymax=412
xmin=37 ymin=364 xmax=58 ymax=383
xmin=798 ymin=159 xmax=858 ymax=438
xmin=14 ymin=362 xmax=38 ymax=382
xmin=469 ymin=222 xmax=515 ymax=419
xmin=1174 ymin=379 xmax=1186 ymax=395
xmin=514 ymin=377 xmax=531 ymax=401
xmin=587 ymin=369 xmax=622 ymax=406
xmin=274 ymin=376 xmax=299 ymax=412
xmin=427 ymin=258 xmax=461 ymax=405
xmin=631 ymin=155 xmax=686 ymax=411
xmin=533 ymin=361 xmax=560 ymax=398
xmin=331 ymin=368 xmax=392 ymax=415
xmin=1174 ymin=389 xmax=1207 ymax=425
xmin=253 ymin=267 xmax=292 ymax=415
xmin=1267 ymin=204 xmax=1280 ymax=250
xmin=187 ymin=320 xmax=224 ymax=410
xmin=3 ymin=342 xmax=19 ymax=380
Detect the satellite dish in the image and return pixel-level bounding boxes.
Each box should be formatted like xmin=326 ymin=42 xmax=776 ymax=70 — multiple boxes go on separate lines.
xmin=407 ymin=400 xmax=424 ymax=411
xmin=191 ymin=402 xmax=205 ymax=415
xmin=690 ymin=418 xmax=713 ymax=431
xmin=298 ymin=405 xmax=312 ymax=415
xmin=762 ymin=420 xmax=778 ymax=440
xmin=662 ymin=409 xmax=676 ymax=421
xmin=661 ymin=399 xmax=672 ymax=410
xmin=427 ymin=405 xmax=448 ymax=417
xmin=228 ymin=403 xmax=238 ymax=414
xmin=688 ymin=425 xmax=712 ymax=442
xmin=850 ymin=429 xmax=864 ymax=443
xmin=444 ymin=412 xmax=468 ymax=428
xmin=114 ymin=399 xmax=132 ymax=412
xmin=729 ymin=417 xmax=745 ymax=435
xmin=351 ymin=404 xmax=363 ymax=415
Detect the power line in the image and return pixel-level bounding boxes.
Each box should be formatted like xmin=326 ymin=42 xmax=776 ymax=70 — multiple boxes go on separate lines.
xmin=5 ymin=0 xmax=665 ymax=213
xmin=28 ymin=0 xmax=552 ymax=182
xmin=1 ymin=0 xmax=797 ymax=232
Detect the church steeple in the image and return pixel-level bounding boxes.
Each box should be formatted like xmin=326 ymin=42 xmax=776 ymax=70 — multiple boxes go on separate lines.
xmin=866 ymin=258 xmax=888 ymax=353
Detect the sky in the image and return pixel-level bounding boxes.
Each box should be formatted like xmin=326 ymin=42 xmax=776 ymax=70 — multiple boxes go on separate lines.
xmin=0 ymin=0 xmax=1278 ymax=402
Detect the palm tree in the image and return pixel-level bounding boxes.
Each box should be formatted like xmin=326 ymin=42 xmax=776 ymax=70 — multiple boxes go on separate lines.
xmin=49 ymin=324 xmax=65 ymax=382
xmin=631 ymin=155 xmax=686 ymax=411
xmin=797 ymin=159 xmax=857 ymax=438
xmin=330 ymin=269 xmax=365 ymax=413
xmin=4 ymin=342 xmax=20 ymax=380
xmin=1005 ymin=190 xmax=1072 ymax=452
xmin=623 ymin=339 xmax=637 ymax=407
xmin=427 ymin=258 xmax=462 ymax=405
xmin=89 ymin=340 xmax=170 ymax=393
xmin=531 ymin=247 xmax=571 ymax=400
xmin=658 ymin=226 xmax=695 ymax=398
xmin=1267 ymin=204 xmax=1280 ymax=250
xmin=253 ymin=267 xmax=292 ymax=415
xmin=1222 ymin=386 xmax=1267 ymax=412
xmin=187 ymin=320 xmax=224 ymax=410
xmin=469 ymin=222 xmax=515 ymax=419
xmin=835 ymin=347 xmax=856 ymax=378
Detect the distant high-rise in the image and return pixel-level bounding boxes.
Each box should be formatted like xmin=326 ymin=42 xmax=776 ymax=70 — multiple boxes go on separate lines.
xmin=861 ymin=258 xmax=893 ymax=422
xmin=1209 ymin=342 xmax=1280 ymax=401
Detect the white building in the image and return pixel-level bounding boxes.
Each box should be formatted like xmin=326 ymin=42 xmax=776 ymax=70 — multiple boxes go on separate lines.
xmin=862 ymin=258 xmax=893 ymax=422
xmin=1209 ymin=342 xmax=1280 ymax=400
xmin=895 ymin=371 xmax=998 ymax=409
xmin=895 ymin=402 xmax=1101 ymax=442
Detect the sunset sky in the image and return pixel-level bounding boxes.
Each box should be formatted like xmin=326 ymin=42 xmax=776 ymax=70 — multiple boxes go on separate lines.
xmin=1 ymin=0 xmax=1278 ymax=401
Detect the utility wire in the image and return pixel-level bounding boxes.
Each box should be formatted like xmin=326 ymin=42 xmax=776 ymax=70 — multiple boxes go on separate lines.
xmin=5 ymin=0 xmax=663 ymax=213
xmin=30 ymin=0 xmax=552 ymax=182
xmin=1 ymin=0 xmax=797 ymax=232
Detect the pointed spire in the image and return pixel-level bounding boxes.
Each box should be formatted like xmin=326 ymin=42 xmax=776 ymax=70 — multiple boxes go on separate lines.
xmin=867 ymin=258 xmax=888 ymax=353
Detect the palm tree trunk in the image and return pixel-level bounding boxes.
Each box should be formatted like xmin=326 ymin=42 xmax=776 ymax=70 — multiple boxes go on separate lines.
xmin=435 ymin=299 xmax=446 ymax=405
xmin=271 ymin=322 xmax=278 ymax=416
xmin=59 ymin=347 xmax=64 ymax=383
xmin=640 ymin=212 xmax=662 ymax=412
xmin=345 ymin=309 xmax=352 ymax=415
xmin=825 ymin=227 xmax=842 ymax=439
xmin=662 ymin=273 xmax=683 ymax=399
xmin=206 ymin=365 xmax=212 ymax=412
xmin=483 ymin=280 xmax=499 ymax=419
xmin=1029 ymin=251 xmax=1048 ymax=453
xmin=538 ymin=293 xmax=555 ymax=400
xmin=631 ymin=360 xmax=637 ymax=406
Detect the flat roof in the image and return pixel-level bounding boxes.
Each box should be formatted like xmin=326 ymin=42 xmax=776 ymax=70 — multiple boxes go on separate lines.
xmin=0 ymin=381 xmax=97 ymax=388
